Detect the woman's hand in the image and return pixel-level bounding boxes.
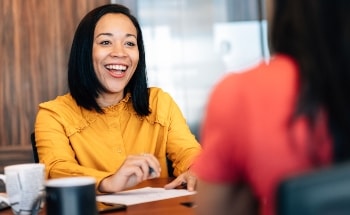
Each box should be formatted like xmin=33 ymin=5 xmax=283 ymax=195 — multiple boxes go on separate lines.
xmin=98 ymin=153 xmax=161 ymax=193
xmin=164 ymin=170 xmax=197 ymax=191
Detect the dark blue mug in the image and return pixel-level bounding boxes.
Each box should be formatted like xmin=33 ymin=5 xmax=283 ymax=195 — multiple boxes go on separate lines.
xmin=32 ymin=177 xmax=97 ymax=215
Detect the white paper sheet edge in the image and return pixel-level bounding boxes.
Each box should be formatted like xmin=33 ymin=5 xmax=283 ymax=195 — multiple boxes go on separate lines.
xmin=96 ymin=187 xmax=196 ymax=206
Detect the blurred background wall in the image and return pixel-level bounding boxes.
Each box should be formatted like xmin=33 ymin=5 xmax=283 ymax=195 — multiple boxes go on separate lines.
xmin=0 ymin=0 xmax=267 ymax=174
xmin=0 ymin=0 xmax=109 ymax=173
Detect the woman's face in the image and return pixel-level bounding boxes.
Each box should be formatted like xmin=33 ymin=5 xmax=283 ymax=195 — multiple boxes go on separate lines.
xmin=93 ymin=13 xmax=139 ymax=102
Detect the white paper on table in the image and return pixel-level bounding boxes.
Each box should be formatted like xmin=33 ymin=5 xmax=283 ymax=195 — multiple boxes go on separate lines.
xmin=96 ymin=187 xmax=196 ymax=206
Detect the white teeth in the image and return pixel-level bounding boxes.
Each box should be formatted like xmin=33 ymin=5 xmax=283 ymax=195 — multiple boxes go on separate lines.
xmin=106 ymin=64 xmax=127 ymax=71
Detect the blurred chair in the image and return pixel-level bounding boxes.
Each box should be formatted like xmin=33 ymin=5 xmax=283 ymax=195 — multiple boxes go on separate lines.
xmin=30 ymin=132 xmax=39 ymax=163
xmin=277 ymin=162 xmax=350 ymax=215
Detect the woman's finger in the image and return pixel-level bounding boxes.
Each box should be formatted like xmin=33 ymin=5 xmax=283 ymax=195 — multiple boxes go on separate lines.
xmin=185 ymin=173 xmax=197 ymax=191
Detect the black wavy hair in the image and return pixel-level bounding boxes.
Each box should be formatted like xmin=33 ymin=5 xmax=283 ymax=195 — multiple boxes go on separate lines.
xmin=271 ymin=0 xmax=350 ymax=162
xmin=68 ymin=4 xmax=150 ymax=116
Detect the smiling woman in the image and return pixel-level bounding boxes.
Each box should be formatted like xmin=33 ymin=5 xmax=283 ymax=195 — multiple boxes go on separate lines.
xmin=34 ymin=3 xmax=201 ymax=194
xmin=92 ymin=13 xmax=140 ymax=107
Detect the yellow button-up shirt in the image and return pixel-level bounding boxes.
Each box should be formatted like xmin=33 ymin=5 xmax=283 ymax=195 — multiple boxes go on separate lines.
xmin=35 ymin=87 xmax=201 ymax=189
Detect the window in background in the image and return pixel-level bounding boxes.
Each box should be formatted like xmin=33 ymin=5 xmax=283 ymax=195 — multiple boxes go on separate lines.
xmin=112 ymin=0 xmax=269 ymax=139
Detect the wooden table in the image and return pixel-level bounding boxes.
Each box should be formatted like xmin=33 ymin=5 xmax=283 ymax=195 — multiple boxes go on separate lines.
xmin=1 ymin=178 xmax=196 ymax=215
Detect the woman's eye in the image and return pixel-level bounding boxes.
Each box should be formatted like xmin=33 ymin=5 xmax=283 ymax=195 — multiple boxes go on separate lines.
xmin=126 ymin=41 xmax=136 ymax=47
xmin=100 ymin=41 xmax=111 ymax=45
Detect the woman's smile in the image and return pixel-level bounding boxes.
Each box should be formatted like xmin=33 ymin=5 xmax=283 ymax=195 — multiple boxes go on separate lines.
xmin=105 ymin=63 xmax=128 ymax=78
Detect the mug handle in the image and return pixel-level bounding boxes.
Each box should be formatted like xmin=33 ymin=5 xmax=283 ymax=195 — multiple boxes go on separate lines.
xmin=0 ymin=174 xmax=6 ymax=183
xmin=31 ymin=192 xmax=45 ymax=215
xmin=0 ymin=175 xmax=10 ymax=209
xmin=0 ymin=193 xmax=9 ymax=208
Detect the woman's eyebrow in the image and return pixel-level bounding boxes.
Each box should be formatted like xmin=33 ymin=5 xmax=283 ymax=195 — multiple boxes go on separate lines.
xmin=95 ymin=32 xmax=113 ymax=38
xmin=126 ymin=33 xmax=137 ymax=39
xmin=95 ymin=32 xmax=137 ymax=39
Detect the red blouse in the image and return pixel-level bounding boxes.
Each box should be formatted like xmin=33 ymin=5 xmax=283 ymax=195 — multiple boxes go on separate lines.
xmin=193 ymin=55 xmax=332 ymax=215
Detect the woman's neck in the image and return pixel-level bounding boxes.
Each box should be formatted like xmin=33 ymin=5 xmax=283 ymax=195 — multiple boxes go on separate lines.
xmin=96 ymin=92 xmax=124 ymax=108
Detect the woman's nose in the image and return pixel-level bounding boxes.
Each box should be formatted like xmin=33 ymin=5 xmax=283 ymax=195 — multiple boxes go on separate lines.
xmin=110 ymin=44 xmax=126 ymax=57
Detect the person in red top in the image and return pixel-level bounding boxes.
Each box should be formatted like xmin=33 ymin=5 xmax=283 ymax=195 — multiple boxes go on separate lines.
xmin=192 ymin=1 xmax=350 ymax=215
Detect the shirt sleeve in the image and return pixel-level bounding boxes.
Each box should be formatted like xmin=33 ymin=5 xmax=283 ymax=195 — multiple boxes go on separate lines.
xmin=167 ymin=95 xmax=202 ymax=176
xmin=149 ymin=88 xmax=202 ymax=176
xmin=35 ymin=103 xmax=113 ymax=192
